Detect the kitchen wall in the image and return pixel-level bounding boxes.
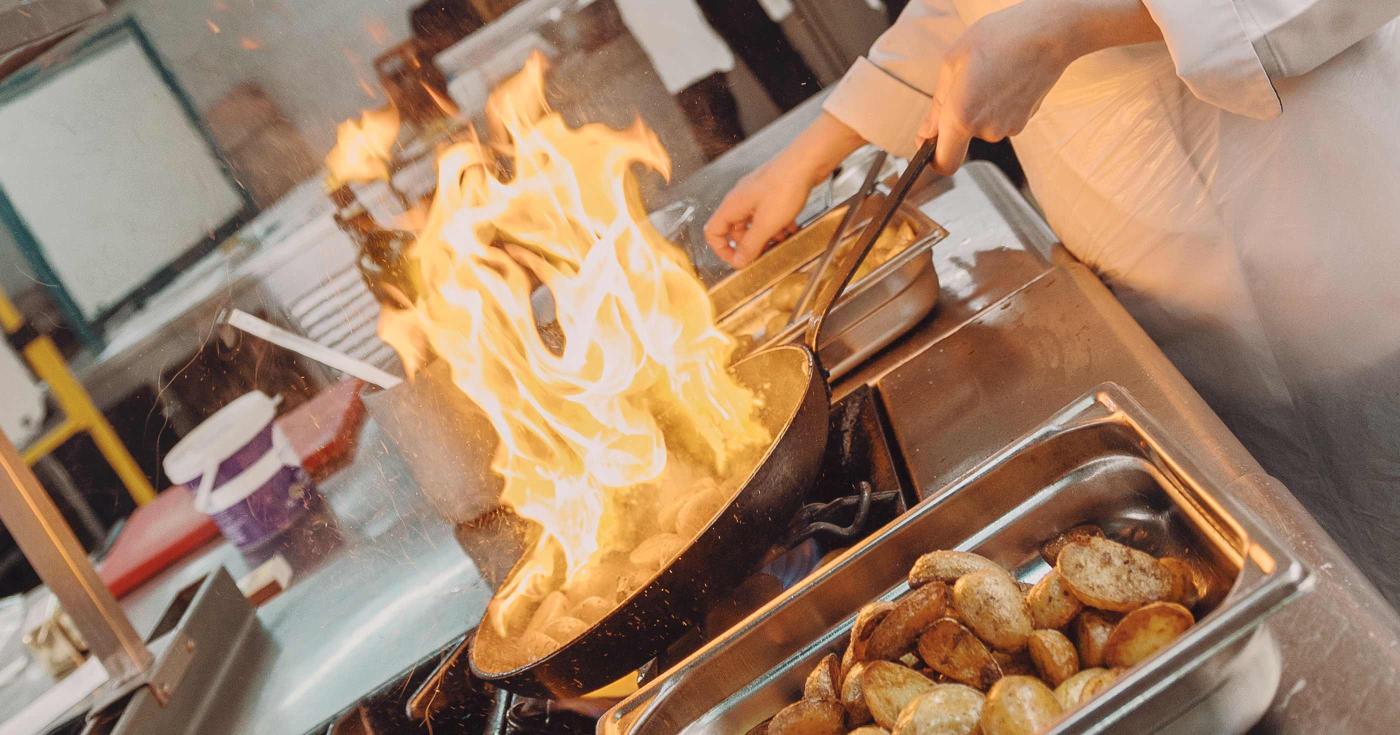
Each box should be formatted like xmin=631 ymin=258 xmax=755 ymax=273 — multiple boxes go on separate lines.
xmin=117 ymin=0 xmax=420 ymax=155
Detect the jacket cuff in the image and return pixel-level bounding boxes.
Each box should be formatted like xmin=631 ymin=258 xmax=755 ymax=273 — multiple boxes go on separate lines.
xmin=1142 ymin=0 xmax=1282 ymax=119
xmin=822 ymin=57 xmax=933 ymax=159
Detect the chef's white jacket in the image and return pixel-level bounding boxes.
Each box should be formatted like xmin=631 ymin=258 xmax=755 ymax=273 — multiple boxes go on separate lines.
xmin=824 ymin=1 xmax=1400 ymax=601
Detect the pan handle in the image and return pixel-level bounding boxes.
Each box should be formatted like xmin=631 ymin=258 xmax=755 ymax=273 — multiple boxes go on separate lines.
xmin=804 ymin=140 xmax=937 ymax=352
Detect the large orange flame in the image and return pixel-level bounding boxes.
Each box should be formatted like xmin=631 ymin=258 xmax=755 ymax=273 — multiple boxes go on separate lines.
xmin=380 ymin=53 xmax=768 ymax=641
xmin=325 ymin=105 xmax=401 ymax=185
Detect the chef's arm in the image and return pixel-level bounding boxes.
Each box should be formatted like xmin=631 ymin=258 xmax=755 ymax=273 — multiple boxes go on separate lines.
xmin=821 ymin=0 xmax=964 ymax=158
xmin=1143 ymin=0 xmax=1400 ymax=119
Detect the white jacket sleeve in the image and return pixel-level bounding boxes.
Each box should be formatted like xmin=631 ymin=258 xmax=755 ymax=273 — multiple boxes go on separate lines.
xmin=1143 ymin=0 xmax=1400 ymax=119
xmin=822 ymin=0 xmax=965 ymax=157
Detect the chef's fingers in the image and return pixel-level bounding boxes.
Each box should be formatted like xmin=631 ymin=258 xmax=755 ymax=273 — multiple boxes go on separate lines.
xmin=704 ymin=196 xmax=755 ymax=264
xmin=933 ymin=113 xmax=972 ymax=176
xmin=732 ymin=211 xmax=793 ymax=267
xmin=917 ymin=97 xmax=941 ymax=144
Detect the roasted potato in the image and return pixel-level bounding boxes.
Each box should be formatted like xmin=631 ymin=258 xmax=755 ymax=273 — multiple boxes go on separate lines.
xmin=1025 ymin=571 xmax=1082 ymax=630
xmin=1052 ymin=667 xmax=1111 ymax=710
xmin=848 ymin=728 xmax=890 ymax=735
xmin=980 ymin=676 xmax=1062 ymax=735
xmin=952 ymin=569 xmax=1033 ymax=652
xmin=629 ymin=533 xmax=686 ymax=573
xmin=862 ymin=661 xmax=939 ymax=730
xmin=916 ymin=618 xmax=1002 ymax=690
xmin=1056 ymin=537 xmax=1172 ymax=612
xmin=892 ymin=684 xmax=985 ymax=735
xmin=804 ymin=653 xmax=842 ymax=701
xmin=1073 ymin=609 xmax=1119 ymax=668
xmin=1039 ymin=524 xmax=1104 ymax=566
xmin=989 ymin=649 xmax=1036 ymax=677
xmin=909 ymin=550 xmax=1004 ymax=588
xmin=767 ymin=698 xmax=846 ymax=735
xmin=539 ymin=616 xmax=588 ymax=643
xmin=1157 ymin=557 xmax=1202 ymax=609
xmin=842 ymin=661 xmax=874 ymax=725
xmin=850 ymin=602 xmax=898 ymax=662
xmin=1103 ymin=601 xmax=1194 ymax=668
xmin=867 ymin=584 xmax=951 ymax=661
xmin=1026 ymin=630 xmax=1079 ymax=686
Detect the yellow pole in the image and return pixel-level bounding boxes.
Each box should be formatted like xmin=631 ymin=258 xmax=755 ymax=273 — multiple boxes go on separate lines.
xmin=0 ymin=288 xmax=156 ymax=505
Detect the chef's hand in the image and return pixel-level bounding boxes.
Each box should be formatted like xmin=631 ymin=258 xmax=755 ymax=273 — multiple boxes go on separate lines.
xmin=918 ymin=0 xmax=1161 ymax=175
xmin=705 ymin=113 xmax=865 ymax=267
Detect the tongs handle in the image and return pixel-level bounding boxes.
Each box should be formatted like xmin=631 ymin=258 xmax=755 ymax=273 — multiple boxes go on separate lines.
xmin=789 ymin=150 xmax=888 ymax=323
xmin=804 ymin=139 xmax=936 ymax=352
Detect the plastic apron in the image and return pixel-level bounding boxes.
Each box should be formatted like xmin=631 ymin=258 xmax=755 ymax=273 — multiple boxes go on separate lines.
xmin=825 ymin=1 xmax=1400 ymax=603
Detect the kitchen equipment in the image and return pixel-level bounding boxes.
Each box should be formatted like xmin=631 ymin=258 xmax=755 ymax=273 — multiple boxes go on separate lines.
xmin=708 ymin=164 xmax=945 ymax=380
xmin=469 ymin=142 xmax=938 ymax=697
xmin=163 ymin=392 xmax=321 ymax=552
xmin=600 ymin=385 xmax=1313 ymax=734
xmin=223 ymin=309 xmax=402 ymax=389
xmin=789 ymin=150 xmax=888 ymax=323
xmin=96 ymin=487 xmax=220 ymax=599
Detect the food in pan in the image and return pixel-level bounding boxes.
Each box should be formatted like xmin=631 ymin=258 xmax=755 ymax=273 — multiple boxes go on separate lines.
xmin=727 ymin=220 xmax=919 ymax=350
xmin=761 ymin=529 xmax=1204 ymax=735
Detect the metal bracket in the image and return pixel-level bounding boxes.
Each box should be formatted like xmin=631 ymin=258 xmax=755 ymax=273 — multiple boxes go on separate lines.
xmin=84 ymin=568 xmax=259 ymax=735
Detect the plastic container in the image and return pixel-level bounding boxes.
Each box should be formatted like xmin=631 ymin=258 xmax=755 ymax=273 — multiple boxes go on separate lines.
xmin=163 ymin=392 xmax=319 ymax=551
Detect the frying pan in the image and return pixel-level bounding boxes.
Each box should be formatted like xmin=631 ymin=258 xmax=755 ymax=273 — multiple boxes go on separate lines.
xmin=470 ymin=141 xmax=938 ymax=698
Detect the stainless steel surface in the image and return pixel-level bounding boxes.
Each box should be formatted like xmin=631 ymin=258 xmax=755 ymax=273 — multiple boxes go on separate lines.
xmin=0 ymin=0 xmax=103 ymax=56
xmin=100 ymin=569 xmax=259 ymax=734
xmin=790 ymin=150 xmax=888 ymax=322
xmin=601 ymin=386 xmax=1311 ymax=734
xmin=712 ymin=196 xmax=945 ymax=381
xmin=805 ymin=140 xmax=936 ymax=352
xmin=107 ymin=422 xmax=496 ymax=735
xmin=0 ymin=431 xmax=152 ymax=683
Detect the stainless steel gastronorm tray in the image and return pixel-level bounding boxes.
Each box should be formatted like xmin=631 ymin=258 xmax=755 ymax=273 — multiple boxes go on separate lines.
xmin=602 ymin=385 xmax=1312 ymax=735
xmin=709 ymin=194 xmax=947 ymax=381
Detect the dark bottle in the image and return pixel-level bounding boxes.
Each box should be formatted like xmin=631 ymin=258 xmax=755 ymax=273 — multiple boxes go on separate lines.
xmin=330 ymin=182 xmax=419 ymax=310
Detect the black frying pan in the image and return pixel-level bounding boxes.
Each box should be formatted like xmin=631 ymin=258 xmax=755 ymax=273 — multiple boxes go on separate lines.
xmin=469 ymin=141 xmax=938 ymax=698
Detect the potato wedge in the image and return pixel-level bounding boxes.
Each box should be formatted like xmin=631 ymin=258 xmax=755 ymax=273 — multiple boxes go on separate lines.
xmin=1056 ymin=537 xmax=1172 ymax=612
xmin=1073 ymin=609 xmax=1119 ymax=668
xmin=1103 ymin=601 xmax=1194 ymax=668
xmin=804 ymin=653 xmax=842 ymax=701
xmin=909 ymin=551 xmax=1004 ymax=588
xmin=952 ymin=569 xmax=1033 ymax=652
xmin=892 ymin=684 xmax=985 ymax=735
xmin=1157 ymin=557 xmax=1202 ymax=609
xmin=1026 ymin=571 xmax=1082 ymax=630
xmin=848 ymin=728 xmax=890 ymax=735
xmin=861 ymin=661 xmax=939 ymax=730
xmin=980 ymin=676 xmax=1062 ymax=735
xmin=1026 ymin=629 xmax=1079 ymax=686
xmin=867 ymin=584 xmax=950 ymax=661
xmin=916 ymin=618 xmax=1002 ymax=690
xmin=767 ymin=698 xmax=846 ymax=735
xmin=851 ymin=601 xmax=897 ymax=662
xmin=1039 ymin=524 xmax=1104 ymax=566
xmin=1052 ymin=667 xmax=1110 ymax=710
xmin=842 ymin=661 xmax=873 ymax=726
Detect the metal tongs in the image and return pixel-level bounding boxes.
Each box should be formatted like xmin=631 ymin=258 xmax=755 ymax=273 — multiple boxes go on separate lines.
xmin=789 ymin=150 xmax=888 ymax=324
xmin=795 ymin=139 xmax=937 ymax=349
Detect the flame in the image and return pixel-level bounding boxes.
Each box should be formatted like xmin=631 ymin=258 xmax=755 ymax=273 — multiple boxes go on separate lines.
xmin=380 ymin=53 xmax=768 ymax=638
xmin=325 ymin=106 xmax=401 ymax=186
